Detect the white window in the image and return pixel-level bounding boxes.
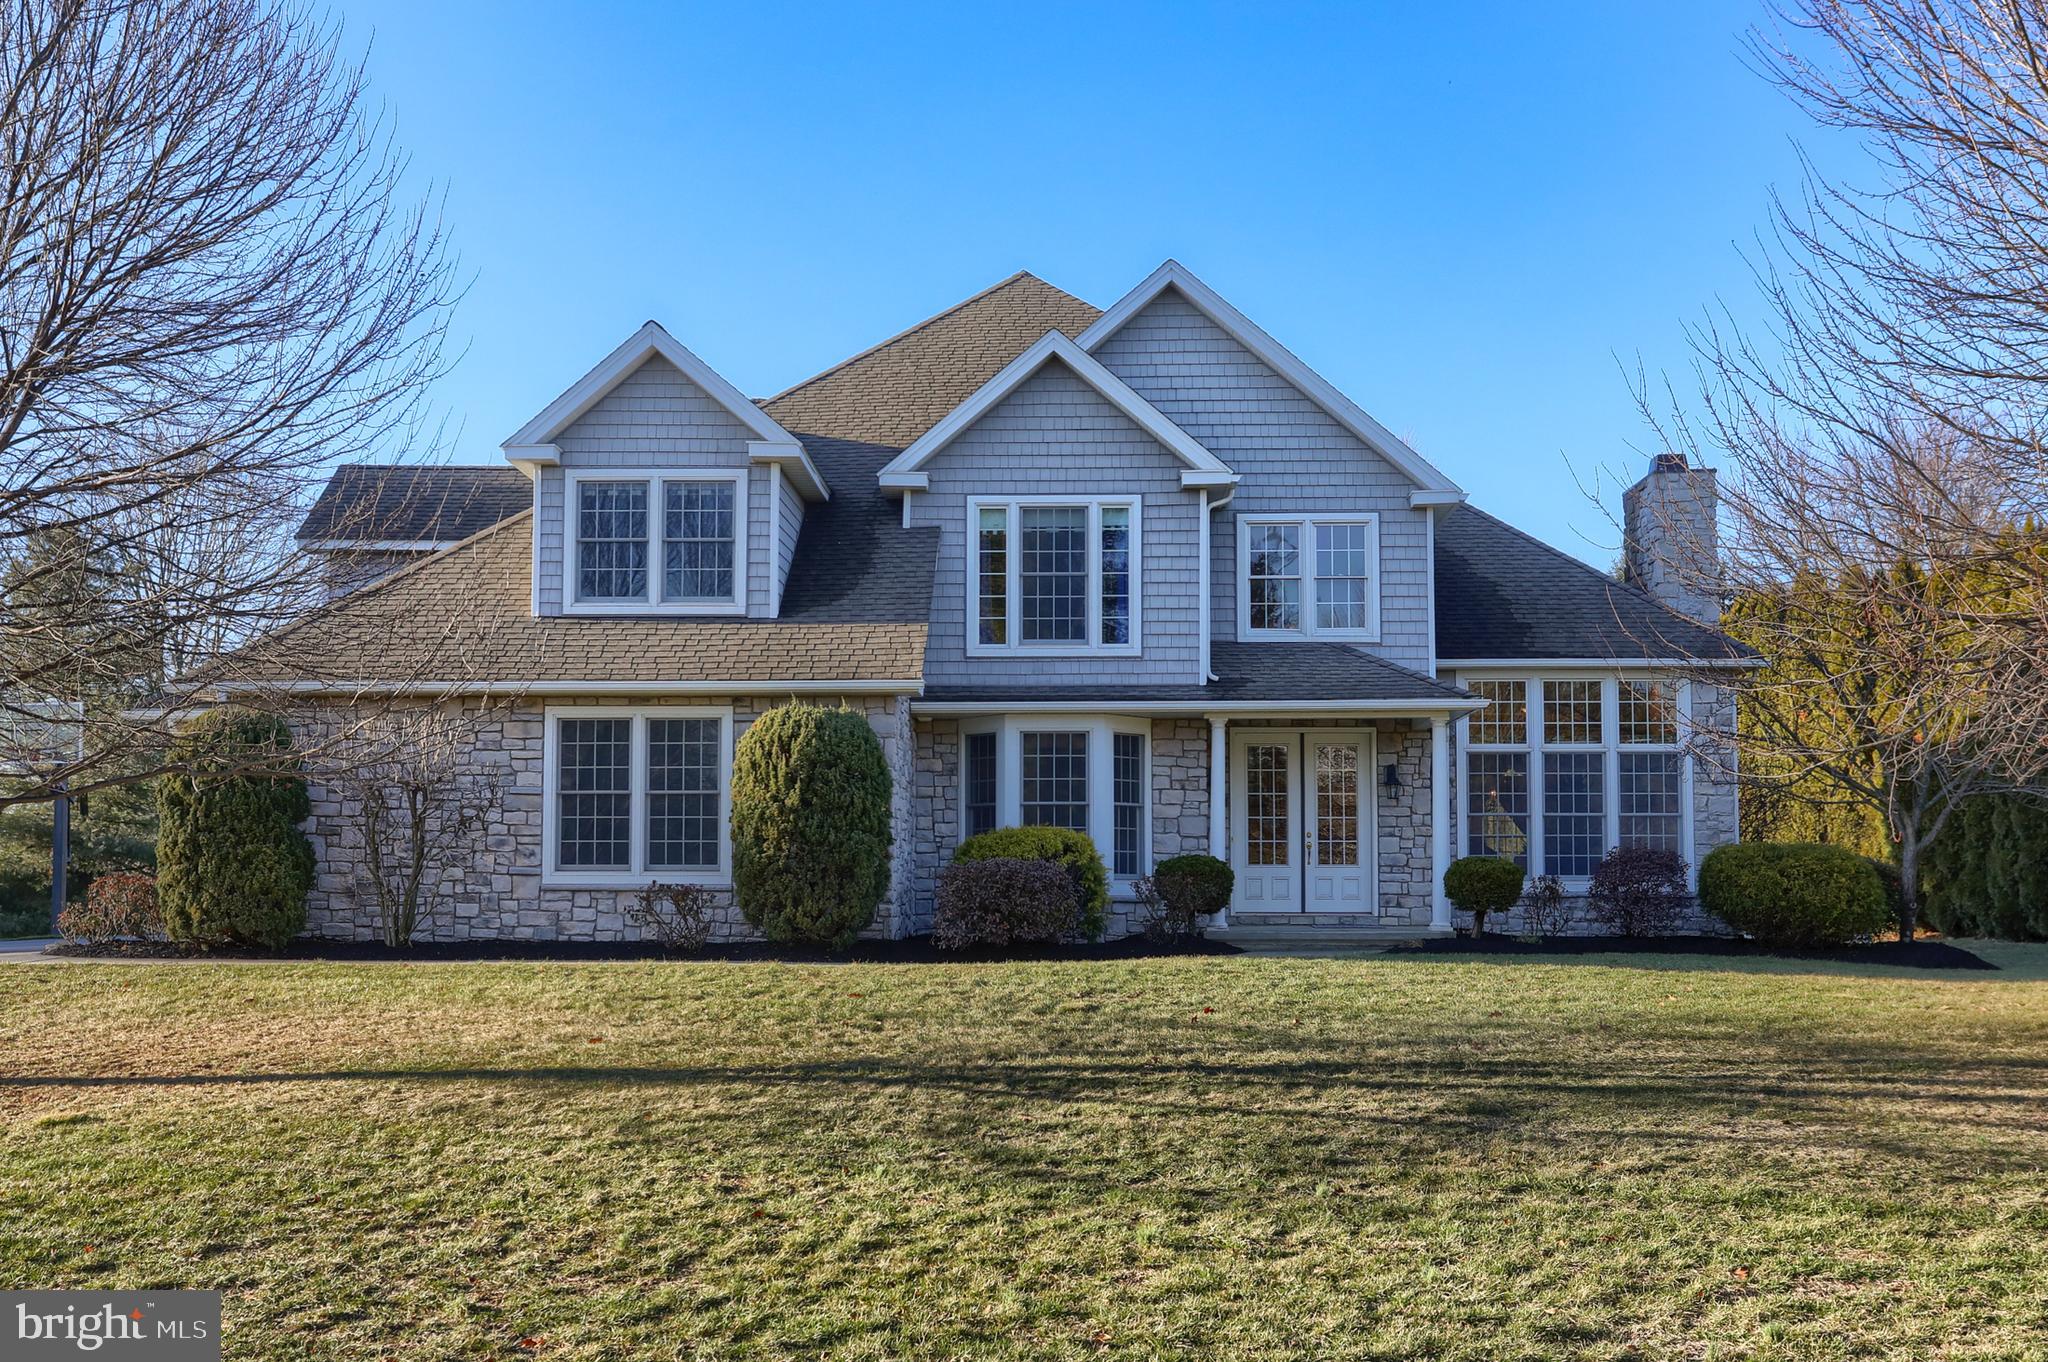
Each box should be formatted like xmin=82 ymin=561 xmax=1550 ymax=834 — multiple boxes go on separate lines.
xmin=957 ymin=715 xmax=1150 ymax=882
xmin=564 ymin=469 xmax=746 ymax=614
xmin=543 ymin=706 xmax=733 ymax=885
xmin=967 ymin=499 xmax=1140 ymax=656
xmin=1237 ymin=513 xmax=1379 ymax=641
xmin=1456 ymin=675 xmax=1694 ymax=883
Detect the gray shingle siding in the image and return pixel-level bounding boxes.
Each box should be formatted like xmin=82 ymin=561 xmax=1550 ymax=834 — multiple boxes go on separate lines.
xmin=775 ymin=469 xmax=804 ymax=611
xmin=905 ymin=359 xmax=1204 ymax=685
xmin=535 ymin=355 xmax=774 ymax=618
xmin=1092 ymin=289 xmax=1435 ymax=671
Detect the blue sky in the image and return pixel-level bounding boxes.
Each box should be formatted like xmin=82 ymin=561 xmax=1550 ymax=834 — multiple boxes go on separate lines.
xmin=345 ymin=1 xmax=1839 ymax=566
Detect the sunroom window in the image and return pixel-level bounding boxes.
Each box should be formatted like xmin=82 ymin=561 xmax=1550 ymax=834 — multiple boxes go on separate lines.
xmin=568 ymin=471 xmax=745 ymax=612
xmin=1239 ymin=513 xmax=1379 ymax=640
xmin=969 ymin=500 xmax=1139 ymax=654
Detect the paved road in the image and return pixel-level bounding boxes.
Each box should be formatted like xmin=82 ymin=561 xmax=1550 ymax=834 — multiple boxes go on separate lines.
xmin=0 ymin=936 xmax=57 ymax=959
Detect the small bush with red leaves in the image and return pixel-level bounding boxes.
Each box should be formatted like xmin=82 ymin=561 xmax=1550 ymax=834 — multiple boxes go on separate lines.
xmin=932 ymin=856 xmax=1079 ymax=951
xmin=57 ymin=871 xmax=165 ymax=944
xmin=1586 ymin=845 xmax=1691 ymax=937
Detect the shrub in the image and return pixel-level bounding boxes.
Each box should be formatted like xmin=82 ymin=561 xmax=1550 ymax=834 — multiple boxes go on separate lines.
xmin=933 ymin=857 xmax=1078 ymax=951
xmin=156 ymin=708 xmax=314 ymax=950
xmin=730 ymin=703 xmax=893 ymax=950
xmin=1699 ymin=842 xmax=1890 ymax=947
xmin=1865 ymin=856 xmax=1906 ymax=929
xmin=56 ymin=872 xmax=164 ymax=944
xmin=1520 ymin=873 xmax=1570 ymax=938
xmin=953 ymin=826 xmax=1109 ymax=940
xmin=1136 ymin=853 xmax=1235 ymax=940
xmin=1921 ymin=794 xmax=2048 ymax=940
xmin=1586 ymin=846 xmax=1690 ymax=937
xmin=1443 ymin=855 xmax=1524 ymax=935
xmin=627 ymin=882 xmax=715 ymax=952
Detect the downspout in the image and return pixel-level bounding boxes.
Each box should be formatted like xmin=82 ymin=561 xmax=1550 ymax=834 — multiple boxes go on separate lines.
xmin=1202 ymin=487 xmax=1235 ymax=682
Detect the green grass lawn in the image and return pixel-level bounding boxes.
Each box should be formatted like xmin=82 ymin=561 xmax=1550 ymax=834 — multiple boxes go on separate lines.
xmin=3 ymin=947 xmax=2046 ymax=1360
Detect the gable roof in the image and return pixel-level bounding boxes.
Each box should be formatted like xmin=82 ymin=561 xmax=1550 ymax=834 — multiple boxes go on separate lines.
xmin=1077 ymin=260 xmax=1464 ymax=504
xmin=297 ymin=464 xmax=532 ymax=546
xmin=1434 ymin=505 xmax=1757 ymax=664
xmin=502 ymin=321 xmax=828 ymax=500
xmin=875 ymin=331 xmax=1237 ymax=492
xmin=763 ymin=272 xmax=1102 ymax=446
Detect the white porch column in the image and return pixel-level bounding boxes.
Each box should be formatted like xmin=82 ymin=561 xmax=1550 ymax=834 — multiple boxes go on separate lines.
xmin=1430 ymin=716 xmax=1452 ymax=930
xmin=1208 ymin=715 xmax=1228 ymax=929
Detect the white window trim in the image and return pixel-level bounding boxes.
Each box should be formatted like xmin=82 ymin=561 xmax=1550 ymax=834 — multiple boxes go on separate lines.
xmin=956 ymin=714 xmax=1152 ymax=887
xmin=1453 ymin=672 xmax=1694 ymax=888
xmin=562 ymin=467 xmax=748 ymax=616
xmin=541 ymin=704 xmax=734 ymax=888
xmin=965 ymin=496 xmax=1142 ymax=658
xmin=1235 ymin=511 xmax=1381 ymax=642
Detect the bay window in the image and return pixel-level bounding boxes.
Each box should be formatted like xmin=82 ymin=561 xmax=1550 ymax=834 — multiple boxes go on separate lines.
xmin=957 ymin=715 xmax=1151 ymax=881
xmin=1238 ymin=513 xmax=1380 ymax=641
xmin=1457 ymin=676 xmax=1693 ymax=881
xmin=566 ymin=469 xmax=746 ymax=613
xmin=968 ymin=499 xmax=1140 ymax=655
xmin=544 ymin=706 xmax=733 ymax=884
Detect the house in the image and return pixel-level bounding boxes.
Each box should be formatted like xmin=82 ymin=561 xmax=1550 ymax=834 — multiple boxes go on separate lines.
xmin=250 ymin=262 xmax=1755 ymax=942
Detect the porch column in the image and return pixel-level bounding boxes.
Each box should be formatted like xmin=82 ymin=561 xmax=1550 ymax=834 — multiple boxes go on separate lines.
xmin=1208 ymin=715 xmax=1228 ymax=929
xmin=1430 ymin=716 xmax=1452 ymax=930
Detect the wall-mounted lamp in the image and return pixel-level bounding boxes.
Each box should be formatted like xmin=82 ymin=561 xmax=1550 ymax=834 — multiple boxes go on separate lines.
xmin=1381 ymin=762 xmax=1404 ymax=799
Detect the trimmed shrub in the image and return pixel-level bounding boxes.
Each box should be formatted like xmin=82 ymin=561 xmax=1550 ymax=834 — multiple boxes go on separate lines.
xmin=953 ymin=826 xmax=1109 ymax=940
xmin=731 ymin=703 xmax=893 ymax=950
xmin=1586 ymin=846 xmax=1691 ymax=937
xmin=156 ymin=708 xmax=314 ymax=950
xmin=933 ymin=857 xmax=1078 ymax=950
xmin=57 ymin=872 xmax=164 ymax=944
xmin=1443 ymin=855 xmax=1524 ymax=935
xmin=1137 ymin=853 xmax=1235 ymax=940
xmin=1699 ymin=842 xmax=1891 ymax=947
xmin=1520 ymin=873 xmax=1570 ymax=938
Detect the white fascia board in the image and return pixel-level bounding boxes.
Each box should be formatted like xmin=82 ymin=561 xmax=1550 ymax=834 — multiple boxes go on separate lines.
xmin=214 ymin=678 xmax=926 ymax=697
xmin=503 ymin=444 xmax=560 ymax=466
xmin=1440 ymin=657 xmax=1768 ymax=670
xmin=748 ymin=440 xmax=829 ymax=501
xmin=875 ymin=330 xmax=1235 ymax=487
xmin=501 ymin=320 xmax=802 ymax=456
xmin=1409 ymin=489 xmax=1467 ymax=508
xmin=912 ymin=697 xmax=1485 ymax=717
xmin=878 ymin=471 xmax=929 ymax=493
xmin=298 ymin=538 xmax=455 ymax=553
xmin=1077 ymin=260 xmax=1464 ymax=496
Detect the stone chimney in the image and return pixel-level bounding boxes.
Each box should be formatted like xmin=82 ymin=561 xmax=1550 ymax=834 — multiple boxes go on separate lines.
xmin=1622 ymin=452 xmax=1721 ymax=622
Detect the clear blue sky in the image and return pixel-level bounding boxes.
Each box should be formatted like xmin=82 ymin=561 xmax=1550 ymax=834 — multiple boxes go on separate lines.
xmin=345 ymin=0 xmax=1838 ymax=566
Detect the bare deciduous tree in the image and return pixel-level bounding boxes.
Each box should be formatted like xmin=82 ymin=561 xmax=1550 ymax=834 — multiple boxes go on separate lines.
xmin=0 ymin=0 xmax=461 ymax=800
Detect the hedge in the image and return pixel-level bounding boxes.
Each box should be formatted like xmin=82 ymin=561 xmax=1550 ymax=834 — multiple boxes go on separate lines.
xmin=1698 ymin=842 xmax=1891 ymax=947
xmin=1922 ymin=794 xmax=2048 ymax=941
xmin=953 ymin=826 xmax=1108 ymax=940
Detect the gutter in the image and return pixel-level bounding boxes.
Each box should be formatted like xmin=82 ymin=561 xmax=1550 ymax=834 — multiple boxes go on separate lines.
xmin=208 ymin=678 xmax=928 ymax=698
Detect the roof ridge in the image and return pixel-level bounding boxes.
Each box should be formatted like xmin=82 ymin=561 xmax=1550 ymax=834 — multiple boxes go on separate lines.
xmin=762 ymin=271 xmax=1093 ymax=407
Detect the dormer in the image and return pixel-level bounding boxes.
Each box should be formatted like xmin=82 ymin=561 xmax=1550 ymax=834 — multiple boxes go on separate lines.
xmin=504 ymin=322 xmax=827 ymax=619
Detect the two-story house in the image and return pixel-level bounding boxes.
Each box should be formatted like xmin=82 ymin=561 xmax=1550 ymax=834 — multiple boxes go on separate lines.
xmin=244 ymin=262 xmax=1755 ymax=941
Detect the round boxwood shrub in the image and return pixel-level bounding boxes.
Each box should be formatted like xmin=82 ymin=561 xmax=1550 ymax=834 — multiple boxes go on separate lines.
xmin=1443 ymin=855 xmax=1524 ymax=935
xmin=1698 ymin=842 xmax=1891 ymax=947
xmin=731 ymin=703 xmax=893 ymax=950
xmin=953 ymin=826 xmax=1108 ymax=940
xmin=933 ymin=857 xmax=1078 ymax=951
xmin=156 ymin=708 xmax=314 ymax=949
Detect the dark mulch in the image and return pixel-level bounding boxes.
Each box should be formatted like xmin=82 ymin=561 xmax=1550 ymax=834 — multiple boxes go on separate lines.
xmin=1385 ymin=934 xmax=1996 ymax=971
xmin=43 ymin=933 xmax=1242 ymax=964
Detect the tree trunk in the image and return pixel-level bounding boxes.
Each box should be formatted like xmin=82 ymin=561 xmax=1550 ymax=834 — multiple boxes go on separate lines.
xmin=1897 ymin=835 xmax=1922 ymax=942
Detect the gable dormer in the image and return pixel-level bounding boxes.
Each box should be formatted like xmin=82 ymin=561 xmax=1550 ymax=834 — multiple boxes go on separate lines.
xmin=504 ymin=322 xmax=826 ymax=619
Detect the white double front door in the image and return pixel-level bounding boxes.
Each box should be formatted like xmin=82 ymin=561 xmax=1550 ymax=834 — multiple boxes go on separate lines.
xmin=1228 ymin=729 xmax=1376 ymax=914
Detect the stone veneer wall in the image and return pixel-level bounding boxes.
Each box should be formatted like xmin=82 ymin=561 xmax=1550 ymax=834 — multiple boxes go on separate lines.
xmin=297 ymin=693 xmax=916 ymax=943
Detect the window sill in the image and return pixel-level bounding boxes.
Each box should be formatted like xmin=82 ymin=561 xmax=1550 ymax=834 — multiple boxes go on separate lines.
xmin=964 ymin=644 xmax=1143 ymax=659
xmin=541 ymin=871 xmax=730 ymax=891
xmin=561 ymin=602 xmax=747 ymax=617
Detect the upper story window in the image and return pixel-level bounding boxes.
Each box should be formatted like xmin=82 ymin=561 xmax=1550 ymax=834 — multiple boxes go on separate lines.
xmin=968 ymin=498 xmax=1140 ymax=656
xmin=565 ymin=470 xmax=746 ymax=614
xmin=1237 ymin=513 xmax=1379 ymax=642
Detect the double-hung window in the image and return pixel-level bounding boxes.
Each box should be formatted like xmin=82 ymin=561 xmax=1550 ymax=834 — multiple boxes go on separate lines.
xmin=968 ymin=499 xmax=1140 ymax=655
xmin=1237 ymin=513 xmax=1380 ymax=641
xmin=545 ymin=707 xmax=733 ymax=884
xmin=1463 ymin=679 xmax=1531 ymax=868
xmin=1541 ymin=680 xmax=1606 ymax=879
xmin=566 ymin=470 xmax=746 ymax=613
xmin=959 ymin=716 xmax=1150 ymax=881
xmin=1617 ymin=680 xmax=1683 ymax=854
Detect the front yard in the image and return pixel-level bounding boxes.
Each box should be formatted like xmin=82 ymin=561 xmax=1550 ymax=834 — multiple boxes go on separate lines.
xmin=2 ymin=948 xmax=2045 ymax=1360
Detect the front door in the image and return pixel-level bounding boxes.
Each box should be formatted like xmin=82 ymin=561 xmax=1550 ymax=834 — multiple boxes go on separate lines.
xmin=1230 ymin=729 xmax=1376 ymax=914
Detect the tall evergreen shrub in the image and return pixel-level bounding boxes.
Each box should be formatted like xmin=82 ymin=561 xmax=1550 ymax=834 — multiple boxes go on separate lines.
xmin=1922 ymin=795 xmax=2048 ymax=940
xmin=730 ymin=703 xmax=893 ymax=949
xmin=155 ymin=708 xmax=314 ymax=949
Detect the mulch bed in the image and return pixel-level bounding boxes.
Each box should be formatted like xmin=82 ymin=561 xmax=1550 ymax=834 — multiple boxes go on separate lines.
xmin=43 ymin=933 xmax=1243 ymax=964
xmin=1384 ymin=934 xmax=1997 ymax=970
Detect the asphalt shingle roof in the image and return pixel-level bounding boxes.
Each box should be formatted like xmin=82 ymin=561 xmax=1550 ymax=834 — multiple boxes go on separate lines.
xmin=921 ymin=642 xmax=1472 ymax=706
xmin=297 ymin=463 xmax=532 ymax=542
xmin=1435 ymin=505 xmax=1754 ymax=662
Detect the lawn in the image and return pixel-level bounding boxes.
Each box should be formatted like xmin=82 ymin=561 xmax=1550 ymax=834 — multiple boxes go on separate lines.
xmin=2 ymin=948 xmax=2046 ymax=1360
